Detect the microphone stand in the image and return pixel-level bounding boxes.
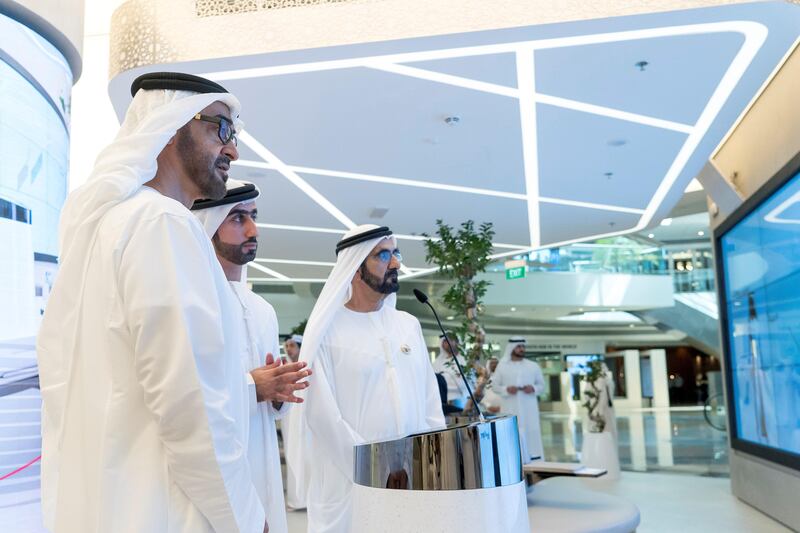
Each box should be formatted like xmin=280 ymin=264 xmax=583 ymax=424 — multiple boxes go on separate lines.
xmin=416 ymin=291 xmax=486 ymax=423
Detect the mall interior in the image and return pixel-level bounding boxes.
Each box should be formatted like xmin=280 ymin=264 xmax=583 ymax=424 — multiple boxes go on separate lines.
xmin=2 ymin=1 xmax=800 ymax=532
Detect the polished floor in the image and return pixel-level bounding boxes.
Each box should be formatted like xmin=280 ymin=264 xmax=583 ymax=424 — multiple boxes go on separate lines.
xmin=0 ymin=389 xmax=787 ymax=532
xmin=283 ymin=472 xmax=792 ymax=533
xmin=540 ymin=408 xmax=731 ymax=477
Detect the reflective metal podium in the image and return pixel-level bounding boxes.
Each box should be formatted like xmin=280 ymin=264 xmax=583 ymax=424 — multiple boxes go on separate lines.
xmin=351 ymin=415 xmax=530 ymax=533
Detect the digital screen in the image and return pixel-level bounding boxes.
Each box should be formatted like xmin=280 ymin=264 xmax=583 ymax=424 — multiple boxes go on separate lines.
xmin=719 ymin=168 xmax=800 ymax=463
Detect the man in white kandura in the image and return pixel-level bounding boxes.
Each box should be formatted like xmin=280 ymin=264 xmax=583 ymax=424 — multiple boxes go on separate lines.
xmin=284 ymin=334 xmax=302 ymax=363
xmin=287 ymin=224 xmax=446 ymax=533
xmin=37 ymin=72 xmax=268 ymax=532
xmin=493 ymin=337 xmax=546 ymax=463
xmin=281 ymin=333 xmax=310 ymax=511
xmin=193 ymin=179 xmax=312 ymax=533
xmin=432 ymin=333 xmax=469 ymax=409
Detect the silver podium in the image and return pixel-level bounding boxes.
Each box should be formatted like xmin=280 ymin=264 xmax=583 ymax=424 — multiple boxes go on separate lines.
xmin=351 ymin=415 xmax=530 ymax=532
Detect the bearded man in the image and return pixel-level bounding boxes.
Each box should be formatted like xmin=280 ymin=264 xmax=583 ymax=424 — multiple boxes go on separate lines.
xmin=286 ymin=225 xmax=445 ymax=533
xmin=37 ymin=73 xmax=267 ymax=532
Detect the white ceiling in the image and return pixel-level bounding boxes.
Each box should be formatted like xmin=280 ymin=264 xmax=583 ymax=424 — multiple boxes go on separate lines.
xmin=107 ymin=2 xmax=800 ymax=283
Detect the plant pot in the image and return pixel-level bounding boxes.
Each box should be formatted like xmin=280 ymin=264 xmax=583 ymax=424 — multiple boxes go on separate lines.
xmin=581 ymin=430 xmax=621 ymax=480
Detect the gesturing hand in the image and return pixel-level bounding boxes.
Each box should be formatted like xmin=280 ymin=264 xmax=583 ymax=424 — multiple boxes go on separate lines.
xmin=522 ymin=385 xmax=535 ymax=394
xmin=250 ymin=353 xmax=312 ymax=403
xmin=507 ymin=386 xmax=518 ymax=395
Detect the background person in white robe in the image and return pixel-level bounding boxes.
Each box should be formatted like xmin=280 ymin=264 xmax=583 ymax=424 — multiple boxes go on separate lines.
xmin=596 ymin=362 xmax=618 ymax=441
xmin=432 ymin=333 xmax=469 ymax=409
xmin=284 ymin=334 xmax=303 ymax=362
xmin=493 ymin=337 xmax=546 ymax=463
xmin=36 ymin=73 xmax=269 ymax=532
xmin=281 ymin=333 xmax=310 ymax=510
xmin=287 ymin=225 xmax=445 ymax=533
xmin=193 ymin=179 xmax=313 ymax=533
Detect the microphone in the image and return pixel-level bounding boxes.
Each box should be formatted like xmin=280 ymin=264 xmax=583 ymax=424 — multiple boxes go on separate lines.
xmin=413 ymin=289 xmax=486 ymax=422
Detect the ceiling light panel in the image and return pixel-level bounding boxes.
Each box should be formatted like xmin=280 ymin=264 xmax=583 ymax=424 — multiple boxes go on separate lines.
xmin=404 ymin=52 xmax=519 ymax=89
xmin=535 ymin=104 xmax=688 ymax=210
xmin=534 ymin=32 xmax=747 ymax=125
xmin=221 ymin=68 xmax=528 ymax=194
xmin=236 ymin=166 xmax=347 ymax=228
xmin=300 ymin=171 xmax=532 ymax=246
xmin=538 ymin=203 xmax=640 ymax=245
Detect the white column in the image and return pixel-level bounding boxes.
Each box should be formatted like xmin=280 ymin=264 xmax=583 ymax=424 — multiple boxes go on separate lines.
xmin=646 ymin=349 xmax=670 ymax=408
xmin=609 ymin=350 xmax=642 ymax=410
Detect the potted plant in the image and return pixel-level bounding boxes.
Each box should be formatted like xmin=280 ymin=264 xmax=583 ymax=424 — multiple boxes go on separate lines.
xmin=580 ymin=358 xmax=621 ymax=480
xmin=424 ymin=219 xmax=495 ymax=415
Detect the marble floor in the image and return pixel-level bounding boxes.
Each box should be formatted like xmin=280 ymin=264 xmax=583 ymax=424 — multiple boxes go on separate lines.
xmin=0 ymin=396 xmax=788 ymax=532
xmin=540 ymin=407 xmax=730 ymax=477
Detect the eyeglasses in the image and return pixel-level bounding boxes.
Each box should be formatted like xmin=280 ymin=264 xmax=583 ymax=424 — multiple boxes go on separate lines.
xmin=373 ymin=249 xmax=402 ymax=263
xmin=193 ymin=113 xmax=238 ymax=146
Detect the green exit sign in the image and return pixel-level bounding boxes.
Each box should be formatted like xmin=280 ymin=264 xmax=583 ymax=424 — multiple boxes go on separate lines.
xmin=505 ymin=266 xmax=526 ymax=280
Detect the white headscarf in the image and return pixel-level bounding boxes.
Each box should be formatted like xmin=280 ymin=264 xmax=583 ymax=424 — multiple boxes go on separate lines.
xmin=193 ymin=178 xmax=258 ymax=240
xmin=285 ymin=224 xmax=396 ymax=499
xmin=192 ymin=178 xmax=259 ymax=283
xmin=501 ymin=337 xmax=527 ymax=363
xmin=289 ymin=334 xmax=303 ymax=345
xmin=297 ymin=224 xmax=396 ymax=368
xmin=38 ymin=86 xmax=242 ymax=448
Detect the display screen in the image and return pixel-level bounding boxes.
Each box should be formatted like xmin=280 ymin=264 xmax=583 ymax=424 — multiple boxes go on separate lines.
xmin=718 ymin=164 xmax=800 ymax=467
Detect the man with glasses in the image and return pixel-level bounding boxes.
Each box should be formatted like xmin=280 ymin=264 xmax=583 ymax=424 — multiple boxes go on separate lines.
xmin=37 ymin=73 xmax=269 ymax=532
xmin=285 ymin=225 xmax=445 ymax=533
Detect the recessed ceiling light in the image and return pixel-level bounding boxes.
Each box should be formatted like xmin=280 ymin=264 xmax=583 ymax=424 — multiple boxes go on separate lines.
xmin=607 ymin=139 xmax=627 ymax=147
xmin=697 ymin=230 xmax=705 ymax=236
xmin=446 ymin=315 xmax=454 ymax=320
xmin=629 ymin=324 xmax=636 ymax=328
xmin=578 ymin=308 xmax=584 ymax=312
xmin=648 ymin=233 xmax=655 ymax=238
xmin=660 ymin=218 xmax=673 ymax=226
xmin=510 ymin=307 xmax=517 ymax=312
xmin=610 ymin=308 xmax=617 ymax=312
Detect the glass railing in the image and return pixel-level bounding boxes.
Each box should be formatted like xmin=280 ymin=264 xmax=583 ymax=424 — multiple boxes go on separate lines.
xmin=488 ymin=237 xmax=716 ymax=294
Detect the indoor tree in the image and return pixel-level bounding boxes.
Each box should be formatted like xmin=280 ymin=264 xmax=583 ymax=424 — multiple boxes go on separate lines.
xmin=423 ymin=219 xmax=496 ymax=369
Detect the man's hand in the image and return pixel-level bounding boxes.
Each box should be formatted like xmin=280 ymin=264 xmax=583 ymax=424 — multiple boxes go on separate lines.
xmin=522 ymin=385 xmax=535 ymax=394
xmin=264 ymin=521 xmax=269 ymax=533
xmin=250 ymin=353 xmax=312 ymax=403
xmin=488 ymin=405 xmax=501 ymax=414
xmin=507 ymin=385 xmax=518 ymax=395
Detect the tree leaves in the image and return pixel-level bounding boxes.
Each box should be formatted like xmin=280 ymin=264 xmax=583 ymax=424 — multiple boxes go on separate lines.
xmin=423 ymin=219 xmax=496 ymax=368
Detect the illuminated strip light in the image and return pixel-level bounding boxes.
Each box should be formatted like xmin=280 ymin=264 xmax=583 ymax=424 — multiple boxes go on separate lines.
xmin=238 ymin=159 xmax=645 ymax=216
xmin=764 ymin=189 xmax=800 ymax=224
xmin=538 ymin=197 xmax=645 ymax=214
xmin=256 ymin=222 xmax=346 ymax=234
xmin=255 ymin=258 xmax=337 ymax=266
xmin=239 ymin=132 xmax=356 ymax=229
xmin=240 ymin=135 xmax=416 ymax=277
xmin=248 ymin=261 xmax=290 ymax=280
xmin=366 ymin=62 xmax=519 ymax=98
xmin=366 ymin=65 xmax=692 ymax=135
xmin=201 ymin=22 xmax=764 ymax=81
xmin=398 ymin=247 xmax=532 ymax=281
xmin=248 ymin=277 xmax=328 ymax=283
xmin=235 ymin=159 xmax=527 ymax=200
xmin=634 ymin=21 xmax=768 ymax=230
xmin=223 ymin=22 xmax=767 ymax=257
xmin=534 ymin=93 xmax=693 ymax=133
xmin=516 ymin=46 xmax=541 ymax=248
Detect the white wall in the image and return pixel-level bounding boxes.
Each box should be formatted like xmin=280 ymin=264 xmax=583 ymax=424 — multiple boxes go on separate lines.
xmin=0 ymin=219 xmax=36 ymax=341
